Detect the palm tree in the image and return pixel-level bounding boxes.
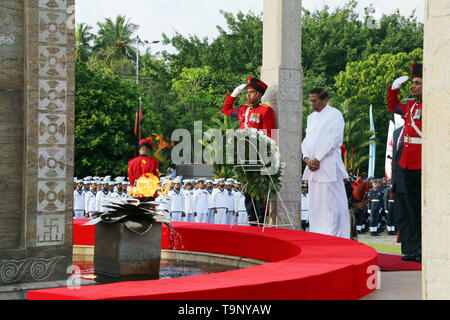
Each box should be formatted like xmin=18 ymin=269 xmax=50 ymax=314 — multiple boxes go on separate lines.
xmin=75 ymin=23 xmax=94 ymax=62
xmin=93 ymin=15 xmax=139 ymax=62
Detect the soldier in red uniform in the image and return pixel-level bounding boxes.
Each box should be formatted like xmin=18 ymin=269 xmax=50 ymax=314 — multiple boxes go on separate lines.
xmin=128 ymin=138 xmax=160 ymax=200
xmin=222 ymin=77 xmax=276 ymax=138
xmin=387 ymin=62 xmax=423 ymax=262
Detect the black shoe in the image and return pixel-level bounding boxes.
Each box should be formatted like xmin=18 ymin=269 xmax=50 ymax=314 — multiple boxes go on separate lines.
xmin=401 ymin=254 xmax=417 ymax=261
xmin=371 ymin=232 xmax=379 ymax=236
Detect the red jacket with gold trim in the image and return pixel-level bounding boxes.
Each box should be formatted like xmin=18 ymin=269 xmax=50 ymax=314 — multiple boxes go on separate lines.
xmin=222 ymin=94 xmax=276 ymax=138
xmin=128 ymin=155 xmax=159 ymax=197
xmin=387 ymin=86 xmax=422 ymax=170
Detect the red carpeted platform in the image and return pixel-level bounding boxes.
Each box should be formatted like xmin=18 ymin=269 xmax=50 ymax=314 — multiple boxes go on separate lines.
xmin=377 ymin=253 xmax=422 ymax=271
xmin=28 ymin=221 xmax=378 ymax=300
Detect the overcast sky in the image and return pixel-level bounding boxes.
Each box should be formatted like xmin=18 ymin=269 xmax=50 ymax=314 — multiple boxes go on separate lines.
xmin=75 ymin=0 xmax=425 ymax=54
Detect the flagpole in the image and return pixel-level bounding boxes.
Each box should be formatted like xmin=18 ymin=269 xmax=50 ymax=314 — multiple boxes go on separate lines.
xmin=136 ymin=97 xmax=141 ymax=154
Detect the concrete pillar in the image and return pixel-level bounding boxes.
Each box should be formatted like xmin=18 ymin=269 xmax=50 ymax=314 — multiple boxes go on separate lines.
xmin=422 ymin=0 xmax=450 ymax=300
xmin=0 ymin=0 xmax=75 ymax=295
xmin=261 ymin=0 xmax=302 ymax=229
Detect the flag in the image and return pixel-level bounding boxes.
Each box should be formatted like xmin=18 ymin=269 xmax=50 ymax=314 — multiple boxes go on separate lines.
xmin=134 ymin=97 xmax=143 ymax=150
xmin=385 ymin=120 xmax=395 ymax=179
xmin=368 ymin=105 xmax=376 ymax=178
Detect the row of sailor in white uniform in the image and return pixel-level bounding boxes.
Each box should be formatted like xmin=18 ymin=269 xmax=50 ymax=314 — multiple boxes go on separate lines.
xmin=155 ymin=178 xmax=250 ymax=226
xmin=74 ymin=175 xmax=250 ymax=225
xmin=73 ymin=176 xmax=133 ymax=219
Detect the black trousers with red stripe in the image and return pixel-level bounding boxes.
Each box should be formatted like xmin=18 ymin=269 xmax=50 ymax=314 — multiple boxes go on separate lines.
xmin=394 ymin=169 xmax=421 ymax=255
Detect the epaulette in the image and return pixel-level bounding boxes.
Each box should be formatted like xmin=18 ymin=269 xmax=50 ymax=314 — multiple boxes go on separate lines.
xmin=259 ymin=103 xmax=272 ymax=108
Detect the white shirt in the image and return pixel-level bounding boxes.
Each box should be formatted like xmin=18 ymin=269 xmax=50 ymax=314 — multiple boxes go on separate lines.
xmin=233 ymin=190 xmax=247 ymax=213
xmin=193 ymin=188 xmax=210 ymax=214
xmin=85 ymin=190 xmax=97 ymax=212
xmin=301 ymin=193 xmax=309 ymax=221
xmin=211 ymin=188 xmax=233 ymax=210
xmin=301 ymin=105 xmax=349 ymax=182
xmin=73 ymin=189 xmax=85 ymax=211
xmin=168 ymin=189 xmax=185 ymax=212
xmin=183 ymin=189 xmax=194 ymax=214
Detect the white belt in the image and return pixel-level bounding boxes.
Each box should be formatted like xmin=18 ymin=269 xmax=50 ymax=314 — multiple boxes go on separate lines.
xmin=404 ymin=136 xmax=422 ymax=144
xmin=371 ymin=199 xmax=379 ymax=202
xmin=388 ymin=200 xmax=394 ymax=203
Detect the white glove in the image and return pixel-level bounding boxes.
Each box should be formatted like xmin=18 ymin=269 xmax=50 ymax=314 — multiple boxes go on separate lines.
xmin=392 ymin=76 xmax=409 ymax=90
xmin=230 ymin=84 xmax=247 ymax=98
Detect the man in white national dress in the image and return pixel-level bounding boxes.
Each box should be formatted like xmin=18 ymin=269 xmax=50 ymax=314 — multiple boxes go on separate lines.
xmin=301 ymin=86 xmax=350 ymax=239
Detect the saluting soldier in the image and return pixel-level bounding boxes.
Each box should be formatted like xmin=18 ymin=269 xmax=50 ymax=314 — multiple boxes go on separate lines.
xmin=387 ymin=62 xmax=423 ymax=262
xmin=222 ymin=77 xmax=276 ymax=138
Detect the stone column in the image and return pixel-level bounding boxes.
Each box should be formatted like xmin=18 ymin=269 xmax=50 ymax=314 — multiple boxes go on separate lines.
xmin=0 ymin=0 xmax=75 ymax=295
xmin=422 ymin=0 xmax=450 ymax=300
xmin=261 ymin=0 xmax=302 ymax=229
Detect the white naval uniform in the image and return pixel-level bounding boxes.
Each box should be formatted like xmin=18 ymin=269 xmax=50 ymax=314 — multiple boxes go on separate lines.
xmin=156 ymin=194 xmax=171 ymax=219
xmin=183 ymin=189 xmax=195 ymax=222
xmin=233 ymin=190 xmax=249 ymax=226
xmin=193 ymin=188 xmax=210 ymax=223
xmin=96 ymin=190 xmax=111 ymax=213
xmin=168 ymin=189 xmax=184 ymax=222
xmin=85 ymin=190 xmax=97 ymax=218
xmin=110 ymin=191 xmax=124 ymax=199
xmin=301 ymin=104 xmax=350 ymax=239
xmin=73 ymin=189 xmax=85 ymax=219
xmin=224 ymin=189 xmax=235 ymax=225
xmin=210 ymin=187 xmax=229 ymax=224
xmin=206 ymin=189 xmax=214 ymax=224
xmin=301 ymin=193 xmax=309 ymax=222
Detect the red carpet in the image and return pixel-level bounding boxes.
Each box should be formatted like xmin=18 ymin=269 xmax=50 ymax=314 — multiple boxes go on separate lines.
xmin=377 ymin=253 xmax=422 ymax=271
xmin=29 ymin=222 xmax=378 ymax=300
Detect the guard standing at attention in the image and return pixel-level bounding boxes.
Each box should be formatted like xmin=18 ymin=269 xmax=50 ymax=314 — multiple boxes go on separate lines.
xmin=128 ymin=138 xmax=160 ymax=201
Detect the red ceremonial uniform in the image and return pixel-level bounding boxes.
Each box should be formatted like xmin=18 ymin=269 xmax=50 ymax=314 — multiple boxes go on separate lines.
xmin=387 ymin=86 xmax=422 ymax=170
xmin=222 ymin=94 xmax=276 ymax=138
xmin=128 ymin=155 xmax=159 ymax=196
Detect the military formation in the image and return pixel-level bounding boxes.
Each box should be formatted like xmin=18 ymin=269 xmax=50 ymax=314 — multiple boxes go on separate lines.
xmin=73 ymin=176 xmax=250 ymax=226
xmin=352 ymin=176 xmax=396 ymax=237
xmin=301 ymin=175 xmax=397 ymax=238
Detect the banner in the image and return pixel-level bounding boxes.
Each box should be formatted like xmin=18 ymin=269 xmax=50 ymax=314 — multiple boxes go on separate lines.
xmin=385 ymin=120 xmax=395 ymax=179
xmin=368 ymin=105 xmax=376 ymax=178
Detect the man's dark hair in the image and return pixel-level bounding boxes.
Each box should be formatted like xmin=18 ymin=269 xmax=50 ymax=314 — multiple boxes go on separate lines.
xmin=309 ymin=86 xmax=329 ymax=100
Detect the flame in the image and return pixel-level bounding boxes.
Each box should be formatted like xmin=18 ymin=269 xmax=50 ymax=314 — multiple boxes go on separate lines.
xmin=129 ymin=173 xmax=160 ymax=198
xmin=151 ymin=133 xmax=174 ymax=163
xmin=159 ymin=186 xmax=169 ymax=196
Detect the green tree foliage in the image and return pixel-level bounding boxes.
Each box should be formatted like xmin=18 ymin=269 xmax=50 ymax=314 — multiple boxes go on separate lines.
xmin=335 ymin=48 xmax=423 ymax=176
xmin=75 ymin=23 xmax=94 ymax=62
xmin=74 ymin=3 xmax=423 ymax=178
xmin=74 ymin=61 xmax=159 ymax=177
xmin=93 ymin=15 xmax=138 ymax=62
